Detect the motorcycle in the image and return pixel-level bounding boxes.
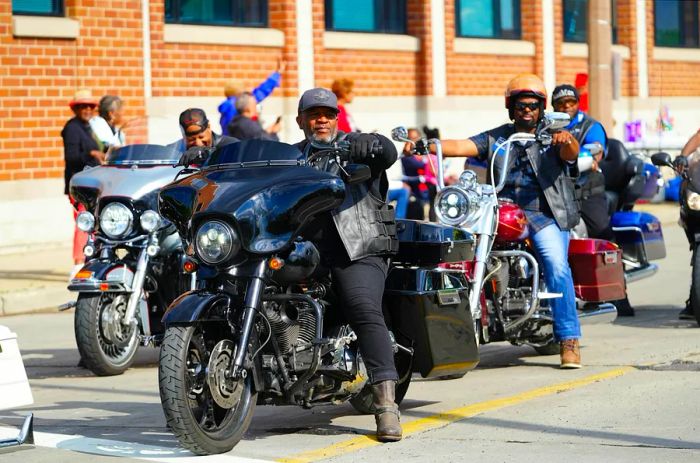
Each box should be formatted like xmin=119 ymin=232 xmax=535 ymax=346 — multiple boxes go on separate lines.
xmin=392 ymin=114 xmax=622 ymax=355
xmin=67 ymin=144 xmax=192 ymax=376
xmin=652 ymin=151 xmax=700 ymax=325
xmin=156 ymin=139 xmax=479 ymax=455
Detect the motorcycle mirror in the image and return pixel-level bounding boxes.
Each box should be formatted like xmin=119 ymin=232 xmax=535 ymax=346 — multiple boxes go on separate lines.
xmin=543 ymin=112 xmax=571 ymax=131
xmin=651 ymin=152 xmax=673 ymax=167
xmin=582 ymin=143 xmax=602 ymax=156
xmin=342 ymin=163 xmax=371 ymax=185
xmin=391 ymin=126 xmax=411 ymax=143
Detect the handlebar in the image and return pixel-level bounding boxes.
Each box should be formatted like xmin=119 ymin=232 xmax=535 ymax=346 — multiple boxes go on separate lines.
xmin=307 ymin=139 xmax=383 ymax=163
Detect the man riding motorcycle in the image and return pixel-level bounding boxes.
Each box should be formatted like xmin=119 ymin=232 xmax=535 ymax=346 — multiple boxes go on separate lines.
xmin=176 ymin=108 xmax=239 ymax=162
xmin=440 ymin=74 xmax=584 ymax=369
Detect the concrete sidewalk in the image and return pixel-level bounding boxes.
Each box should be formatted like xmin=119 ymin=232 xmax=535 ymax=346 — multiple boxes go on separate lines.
xmin=0 ymin=202 xmax=683 ymax=317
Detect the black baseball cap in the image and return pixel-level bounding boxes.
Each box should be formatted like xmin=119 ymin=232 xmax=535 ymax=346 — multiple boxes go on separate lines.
xmin=551 ymin=84 xmax=579 ymax=104
xmin=179 ymin=108 xmax=209 ymax=135
xmin=298 ymin=88 xmax=339 ymax=114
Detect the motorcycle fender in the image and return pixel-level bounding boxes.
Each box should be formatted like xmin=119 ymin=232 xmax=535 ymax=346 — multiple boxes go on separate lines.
xmin=161 ymin=291 xmax=230 ymax=326
xmin=68 ymin=260 xmax=135 ymax=293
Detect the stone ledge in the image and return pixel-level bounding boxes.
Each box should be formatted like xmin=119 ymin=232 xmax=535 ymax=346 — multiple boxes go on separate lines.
xmin=163 ymin=24 xmax=284 ymax=47
xmin=323 ymin=31 xmax=420 ymax=52
xmin=561 ymin=43 xmax=631 ymax=60
xmin=653 ymin=47 xmax=700 ymax=62
xmin=12 ymin=15 xmax=79 ymax=39
xmin=453 ymin=38 xmax=535 ymax=56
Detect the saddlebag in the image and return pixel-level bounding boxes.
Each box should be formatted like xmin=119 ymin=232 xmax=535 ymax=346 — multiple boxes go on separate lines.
xmin=394 ymin=220 xmax=475 ymax=266
xmin=568 ymin=239 xmax=626 ymax=302
xmin=611 ymin=211 xmax=666 ymax=263
xmin=383 ymin=268 xmax=479 ymax=378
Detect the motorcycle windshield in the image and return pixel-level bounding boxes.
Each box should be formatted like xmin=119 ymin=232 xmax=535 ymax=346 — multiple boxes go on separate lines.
xmin=204 ymin=139 xmax=305 ymax=167
xmin=107 ymin=144 xmax=181 ymax=166
xmin=688 ymin=152 xmax=700 ymax=192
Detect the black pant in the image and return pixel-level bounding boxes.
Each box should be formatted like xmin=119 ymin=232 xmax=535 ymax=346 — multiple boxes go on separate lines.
xmin=331 ymin=256 xmax=397 ymax=384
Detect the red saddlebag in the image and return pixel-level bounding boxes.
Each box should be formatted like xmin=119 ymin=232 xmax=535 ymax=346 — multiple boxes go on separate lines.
xmin=568 ymin=239 xmax=625 ymax=302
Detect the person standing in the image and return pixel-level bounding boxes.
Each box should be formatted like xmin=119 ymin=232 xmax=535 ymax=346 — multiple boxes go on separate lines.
xmin=331 ymin=78 xmax=359 ymax=133
xmin=227 ymin=92 xmax=281 ymax=141
xmin=441 ymin=74 xmax=583 ymax=369
xmin=90 ymin=95 xmax=128 ymax=149
xmin=61 ymin=89 xmax=105 ymax=267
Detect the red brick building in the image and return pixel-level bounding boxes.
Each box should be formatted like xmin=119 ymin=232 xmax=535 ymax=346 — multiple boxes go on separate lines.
xmin=1 ymin=0 xmax=699 ymax=249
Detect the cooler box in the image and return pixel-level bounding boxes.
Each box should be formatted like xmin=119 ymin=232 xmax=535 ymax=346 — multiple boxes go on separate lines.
xmin=568 ymin=239 xmax=626 ymax=302
xmin=611 ymin=211 xmax=666 ymax=263
xmin=384 ymin=268 xmax=479 ymax=378
xmin=394 ymin=220 xmax=475 ymax=266
xmin=0 ymin=326 xmax=33 ymax=410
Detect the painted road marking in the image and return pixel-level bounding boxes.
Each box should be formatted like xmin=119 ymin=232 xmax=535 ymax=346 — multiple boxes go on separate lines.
xmin=277 ymin=366 xmax=634 ymax=463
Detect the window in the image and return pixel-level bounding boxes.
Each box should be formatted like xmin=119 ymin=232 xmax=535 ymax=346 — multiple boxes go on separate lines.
xmin=654 ymin=0 xmax=699 ymax=48
xmin=456 ymin=0 xmax=521 ymax=39
xmin=325 ymin=0 xmax=406 ymax=34
xmin=12 ymin=0 xmax=62 ymax=16
xmin=165 ymin=0 xmax=268 ymax=27
xmin=563 ymin=0 xmax=618 ymax=43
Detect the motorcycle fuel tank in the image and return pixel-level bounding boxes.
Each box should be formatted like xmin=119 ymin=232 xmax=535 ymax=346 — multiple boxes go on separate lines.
xmin=496 ymin=200 xmax=529 ymax=243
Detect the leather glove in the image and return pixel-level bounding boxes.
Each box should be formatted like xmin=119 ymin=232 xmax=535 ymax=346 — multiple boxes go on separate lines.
xmin=673 ymin=155 xmax=688 ymax=171
xmin=414 ymin=139 xmax=428 ymax=155
xmin=178 ymin=146 xmax=211 ymax=167
xmin=348 ymin=133 xmax=378 ymax=162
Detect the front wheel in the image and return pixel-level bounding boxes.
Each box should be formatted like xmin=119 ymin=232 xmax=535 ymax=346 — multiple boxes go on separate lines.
xmin=74 ymin=293 xmax=139 ymax=376
xmin=691 ymin=244 xmax=700 ymax=327
xmin=158 ymin=325 xmax=257 ymax=455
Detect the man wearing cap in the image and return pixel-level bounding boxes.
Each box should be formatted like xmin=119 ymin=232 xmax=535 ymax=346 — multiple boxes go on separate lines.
xmin=295 ymin=87 xmax=403 ymax=442
xmin=177 ymin=108 xmax=239 ymax=166
xmin=61 ymin=89 xmax=106 ymax=267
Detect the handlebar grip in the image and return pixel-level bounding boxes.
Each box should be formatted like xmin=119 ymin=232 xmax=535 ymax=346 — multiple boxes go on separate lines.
xmin=370 ymin=144 xmax=383 ymax=157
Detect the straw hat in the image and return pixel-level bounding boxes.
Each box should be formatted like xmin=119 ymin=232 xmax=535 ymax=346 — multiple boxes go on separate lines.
xmin=69 ymin=89 xmax=98 ymax=109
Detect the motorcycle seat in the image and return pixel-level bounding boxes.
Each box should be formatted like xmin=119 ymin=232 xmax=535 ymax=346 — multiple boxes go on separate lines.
xmin=599 ymin=139 xmax=645 ymax=210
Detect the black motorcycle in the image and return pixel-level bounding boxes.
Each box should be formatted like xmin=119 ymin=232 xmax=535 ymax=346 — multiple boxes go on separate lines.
xmin=652 ymin=151 xmax=700 ymax=325
xmin=68 ymin=144 xmax=193 ymax=375
xmin=157 ymin=139 xmax=479 ymax=455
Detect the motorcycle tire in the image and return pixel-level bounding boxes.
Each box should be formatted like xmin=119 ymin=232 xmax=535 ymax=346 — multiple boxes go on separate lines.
xmin=74 ymin=293 xmax=139 ymax=376
xmin=534 ymin=341 xmax=560 ymax=356
xmin=159 ymin=325 xmax=257 ymax=455
xmin=691 ymin=245 xmax=700 ymax=327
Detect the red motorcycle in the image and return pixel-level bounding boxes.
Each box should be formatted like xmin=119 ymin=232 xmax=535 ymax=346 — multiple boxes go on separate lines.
xmin=392 ymin=117 xmax=624 ymax=354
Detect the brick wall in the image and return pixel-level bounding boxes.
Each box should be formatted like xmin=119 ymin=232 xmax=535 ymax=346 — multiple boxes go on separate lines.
xmin=0 ymin=0 xmax=147 ymax=182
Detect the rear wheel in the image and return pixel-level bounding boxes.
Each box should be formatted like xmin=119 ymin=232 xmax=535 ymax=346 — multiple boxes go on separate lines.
xmin=74 ymin=293 xmax=139 ymax=376
xmin=691 ymin=244 xmax=700 ymax=327
xmin=158 ymin=325 xmax=256 ymax=455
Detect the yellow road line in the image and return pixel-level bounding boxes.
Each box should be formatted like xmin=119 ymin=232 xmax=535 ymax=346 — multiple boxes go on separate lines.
xmin=277 ymin=366 xmax=634 ymax=463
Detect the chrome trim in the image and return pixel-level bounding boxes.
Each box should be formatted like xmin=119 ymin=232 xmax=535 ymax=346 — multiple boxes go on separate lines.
xmin=490 ymin=249 xmax=541 ymax=333
xmin=611 ymin=225 xmax=649 ymax=263
xmin=67 ymin=281 xmax=132 ymax=292
xmin=123 ymin=246 xmax=149 ymax=329
xmin=230 ymin=260 xmax=267 ymax=379
xmin=578 ymin=302 xmax=618 ymax=325
xmin=625 ymin=263 xmax=658 ymax=283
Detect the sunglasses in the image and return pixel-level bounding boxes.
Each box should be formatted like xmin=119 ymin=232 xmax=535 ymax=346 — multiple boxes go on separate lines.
xmin=514 ymin=101 xmax=540 ymax=111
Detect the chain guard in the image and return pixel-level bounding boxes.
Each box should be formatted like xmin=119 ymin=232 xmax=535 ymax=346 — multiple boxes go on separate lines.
xmin=207 ymin=339 xmax=244 ymax=409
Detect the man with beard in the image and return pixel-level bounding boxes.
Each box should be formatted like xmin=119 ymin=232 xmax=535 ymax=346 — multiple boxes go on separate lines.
xmin=295 ymin=87 xmax=402 ymax=442
xmin=440 ymin=74 xmax=583 ymax=369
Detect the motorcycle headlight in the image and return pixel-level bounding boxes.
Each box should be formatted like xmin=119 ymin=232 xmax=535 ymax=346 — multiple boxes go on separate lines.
xmin=435 ymin=186 xmax=477 ymax=226
xmin=76 ymin=211 xmax=95 ymax=232
xmin=195 ymin=220 xmax=240 ymax=265
xmin=687 ymin=192 xmax=700 ymax=211
xmin=140 ymin=210 xmax=161 ymax=233
xmin=99 ymin=203 xmax=133 ymax=238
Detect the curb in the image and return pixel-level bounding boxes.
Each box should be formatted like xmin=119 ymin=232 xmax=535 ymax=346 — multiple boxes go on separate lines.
xmin=0 ymin=287 xmax=73 ymax=317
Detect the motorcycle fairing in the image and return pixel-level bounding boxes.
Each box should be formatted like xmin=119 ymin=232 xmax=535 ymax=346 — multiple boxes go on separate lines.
xmin=161 ymin=290 xmax=231 ymax=325
xmin=159 ymin=166 xmax=346 ymax=255
xmin=68 ymin=260 xmax=135 ymax=293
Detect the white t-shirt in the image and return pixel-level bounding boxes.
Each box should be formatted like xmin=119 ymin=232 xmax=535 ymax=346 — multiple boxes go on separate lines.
xmin=89 ymin=116 xmax=125 ymax=147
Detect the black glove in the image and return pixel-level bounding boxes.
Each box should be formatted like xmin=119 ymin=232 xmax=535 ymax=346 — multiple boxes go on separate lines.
xmin=414 ymin=138 xmax=428 ymax=155
xmin=347 ymin=133 xmax=378 ymax=162
xmin=178 ymin=146 xmax=211 ymax=167
xmin=673 ymin=155 xmax=688 ymax=171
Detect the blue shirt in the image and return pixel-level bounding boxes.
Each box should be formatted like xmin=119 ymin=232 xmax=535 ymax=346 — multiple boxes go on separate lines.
xmin=567 ymin=111 xmax=607 ymax=152
xmin=218 ymin=71 xmax=281 ymax=135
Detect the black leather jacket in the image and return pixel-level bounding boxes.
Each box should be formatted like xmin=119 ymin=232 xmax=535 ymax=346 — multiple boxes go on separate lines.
xmin=295 ymin=131 xmax=399 ymax=261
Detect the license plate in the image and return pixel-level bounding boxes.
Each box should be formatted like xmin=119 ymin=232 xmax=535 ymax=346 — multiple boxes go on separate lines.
xmin=438 ymin=289 xmax=461 ymax=305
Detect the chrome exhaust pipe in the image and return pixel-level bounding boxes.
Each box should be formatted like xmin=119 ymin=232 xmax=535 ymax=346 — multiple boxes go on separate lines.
xmin=0 ymin=413 xmax=34 ymax=450
xmin=578 ymin=303 xmax=618 ymax=325
xmin=625 ymin=263 xmax=658 ymax=283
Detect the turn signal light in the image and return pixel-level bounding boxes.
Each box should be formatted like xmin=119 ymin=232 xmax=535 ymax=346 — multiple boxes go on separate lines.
xmin=100 ymin=283 xmax=109 ymax=291
xmin=75 ymin=269 xmax=93 ymax=280
xmin=183 ymin=259 xmax=198 ymax=274
xmin=269 ymin=257 xmax=285 ymax=271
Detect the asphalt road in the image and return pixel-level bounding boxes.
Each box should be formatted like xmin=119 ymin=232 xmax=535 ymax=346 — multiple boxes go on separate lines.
xmin=1 ymin=219 xmax=699 ymax=462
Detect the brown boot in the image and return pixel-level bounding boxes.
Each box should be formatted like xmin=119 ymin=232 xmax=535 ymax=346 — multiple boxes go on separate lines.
xmin=371 ymin=381 xmax=402 ymax=442
xmin=560 ymin=339 xmax=582 ymax=369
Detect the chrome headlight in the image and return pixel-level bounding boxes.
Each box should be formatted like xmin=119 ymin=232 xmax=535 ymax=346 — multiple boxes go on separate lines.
xmin=76 ymin=211 xmax=95 ymax=232
xmin=140 ymin=210 xmax=161 ymax=233
xmin=435 ymin=186 xmax=477 ymax=226
xmin=99 ymin=203 xmax=133 ymax=238
xmin=687 ymin=192 xmax=700 ymax=211
xmin=195 ymin=220 xmax=240 ymax=265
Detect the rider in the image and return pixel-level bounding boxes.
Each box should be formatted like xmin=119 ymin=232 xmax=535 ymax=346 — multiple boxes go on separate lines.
xmin=440 ymin=74 xmax=584 ymax=369
xmin=177 ymin=108 xmax=239 ymax=165
xmin=295 ymin=87 xmax=402 ymax=442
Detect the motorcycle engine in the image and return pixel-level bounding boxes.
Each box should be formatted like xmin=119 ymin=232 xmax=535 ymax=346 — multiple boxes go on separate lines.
xmin=262 ymin=300 xmax=316 ymax=354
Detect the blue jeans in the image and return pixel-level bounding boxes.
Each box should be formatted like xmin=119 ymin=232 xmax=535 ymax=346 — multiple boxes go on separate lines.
xmin=530 ymin=222 xmax=581 ymax=341
xmin=387 ymin=187 xmax=409 ymax=219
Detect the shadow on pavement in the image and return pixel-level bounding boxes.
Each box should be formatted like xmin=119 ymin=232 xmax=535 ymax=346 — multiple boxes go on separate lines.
xmin=21 ymin=348 xmax=159 ymax=380
xmin=613 ymin=305 xmax=699 ymax=329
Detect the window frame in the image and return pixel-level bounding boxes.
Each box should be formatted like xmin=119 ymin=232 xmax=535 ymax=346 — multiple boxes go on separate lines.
xmin=12 ymin=0 xmax=64 ymax=17
xmin=455 ymin=0 xmax=522 ymax=40
xmin=653 ymin=0 xmax=700 ymax=49
xmin=165 ymin=0 xmax=269 ymax=28
xmin=562 ymin=0 xmax=619 ymax=44
xmin=324 ymin=0 xmax=407 ymax=35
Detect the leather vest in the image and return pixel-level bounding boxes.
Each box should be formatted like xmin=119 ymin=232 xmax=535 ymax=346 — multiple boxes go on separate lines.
xmin=300 ymin=140 xmax=398 ymax=261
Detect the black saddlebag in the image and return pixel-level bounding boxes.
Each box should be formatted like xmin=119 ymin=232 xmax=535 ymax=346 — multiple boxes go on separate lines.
xmin=384 ymin=267 xmax=479 ymax=378
xmin=394 ymin=220 xmax=475 ymax=266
